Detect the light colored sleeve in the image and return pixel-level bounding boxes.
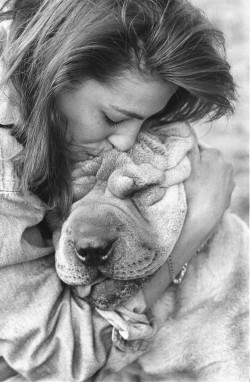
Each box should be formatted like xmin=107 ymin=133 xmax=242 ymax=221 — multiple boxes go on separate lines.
xmin=0 ymin=128 xmax=112 ymax=381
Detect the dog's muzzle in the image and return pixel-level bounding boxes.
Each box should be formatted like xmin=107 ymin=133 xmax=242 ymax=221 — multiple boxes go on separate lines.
xmin=68 ymin=198 xmax=158 ymax=280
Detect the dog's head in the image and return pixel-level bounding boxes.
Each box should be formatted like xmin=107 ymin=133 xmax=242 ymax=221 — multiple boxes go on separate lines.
xmin=55 ymin=123 xmax=193 ymax=310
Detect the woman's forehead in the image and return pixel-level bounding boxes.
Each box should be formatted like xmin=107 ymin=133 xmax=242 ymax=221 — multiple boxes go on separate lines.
xmin=59 ymin=73 xmax=177 ymax=119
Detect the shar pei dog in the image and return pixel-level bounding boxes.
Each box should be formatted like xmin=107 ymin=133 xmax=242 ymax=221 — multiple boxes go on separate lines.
xmin=54 ymin=122 xmax=249 ymax=381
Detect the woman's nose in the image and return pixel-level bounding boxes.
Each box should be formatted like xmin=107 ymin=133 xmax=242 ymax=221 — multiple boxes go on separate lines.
xmin=107 ymin=123 xmax=142 ymax=152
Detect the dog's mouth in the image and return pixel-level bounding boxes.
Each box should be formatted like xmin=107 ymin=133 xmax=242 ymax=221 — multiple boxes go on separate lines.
xmin=69 ymin=237 xmax=158 ymax=310
xmin=74 ymin=274 xmax=154 ymax=311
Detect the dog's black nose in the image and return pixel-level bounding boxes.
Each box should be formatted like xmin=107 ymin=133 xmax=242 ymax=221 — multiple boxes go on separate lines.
xmin=75 ymin=242 xmax=113 ymax=266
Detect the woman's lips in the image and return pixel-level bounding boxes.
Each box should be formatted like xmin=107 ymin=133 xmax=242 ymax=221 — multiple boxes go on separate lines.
xmin=71 ymin=140 xmax=114 ymax=159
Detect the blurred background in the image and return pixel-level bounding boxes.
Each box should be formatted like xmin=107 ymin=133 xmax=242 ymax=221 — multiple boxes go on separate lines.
xmin=191 ymin=0 xmax=249 ymax=224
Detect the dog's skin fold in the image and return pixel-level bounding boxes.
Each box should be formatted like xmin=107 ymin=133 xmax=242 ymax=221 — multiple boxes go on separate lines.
xmin=54 ymin=122 xmax=249 ymax=381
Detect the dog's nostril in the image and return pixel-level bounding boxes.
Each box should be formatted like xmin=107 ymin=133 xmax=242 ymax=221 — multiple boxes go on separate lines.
xmin=75 ymin=243 xmax=113 ymax=266
xmin=76 ymin=247 xmax=93 ymax=264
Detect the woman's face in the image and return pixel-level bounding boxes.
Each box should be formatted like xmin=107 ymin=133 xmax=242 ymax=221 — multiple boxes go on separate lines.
xmin=56 ymin=72 xmax=177 ymax=156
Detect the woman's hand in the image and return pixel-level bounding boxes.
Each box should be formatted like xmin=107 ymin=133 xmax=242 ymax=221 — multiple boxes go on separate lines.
xmin=185 ymin=143 xmax=235 ymax=243
xmin=184 ymin=145 xmax=235 ymax=234
xmin=143 ymin=143 xmax=235 ymax=309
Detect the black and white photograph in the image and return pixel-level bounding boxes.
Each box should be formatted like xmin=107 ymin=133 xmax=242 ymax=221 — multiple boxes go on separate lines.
xmin=0 ymin=0 xmax=249 ymax=381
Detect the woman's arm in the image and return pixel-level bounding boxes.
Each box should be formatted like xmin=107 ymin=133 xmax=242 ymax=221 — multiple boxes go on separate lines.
xmin=0 ymin=128 xmax=110 ymax=381
xmin=0 ymin=191 xmax=112 ymax=381
xmin=143 ymin=144 xmax=235 ymax=308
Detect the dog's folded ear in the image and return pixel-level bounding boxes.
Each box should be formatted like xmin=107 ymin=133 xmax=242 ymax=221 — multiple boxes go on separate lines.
xmin=107 ymin=162 xmax=165 ymax=199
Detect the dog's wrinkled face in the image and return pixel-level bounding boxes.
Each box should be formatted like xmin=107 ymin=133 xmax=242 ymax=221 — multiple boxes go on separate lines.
xmin=57 ymin=195 xmax=160 ymax=309
xmin=55 ymin=127 xmax=193 ymax=310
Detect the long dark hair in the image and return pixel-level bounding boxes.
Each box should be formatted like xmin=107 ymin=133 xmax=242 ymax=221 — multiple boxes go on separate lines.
xmin=0 ymin=0 xmax=236 ymax=217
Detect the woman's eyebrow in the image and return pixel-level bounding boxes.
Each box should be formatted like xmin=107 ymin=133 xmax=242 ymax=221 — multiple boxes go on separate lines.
xmin=109 ymin=105 xmax=145 ymax=120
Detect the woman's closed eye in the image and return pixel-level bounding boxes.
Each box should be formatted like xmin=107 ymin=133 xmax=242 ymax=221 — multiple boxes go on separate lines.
xmin=103 ymin=113 xmax=126 ymax=128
